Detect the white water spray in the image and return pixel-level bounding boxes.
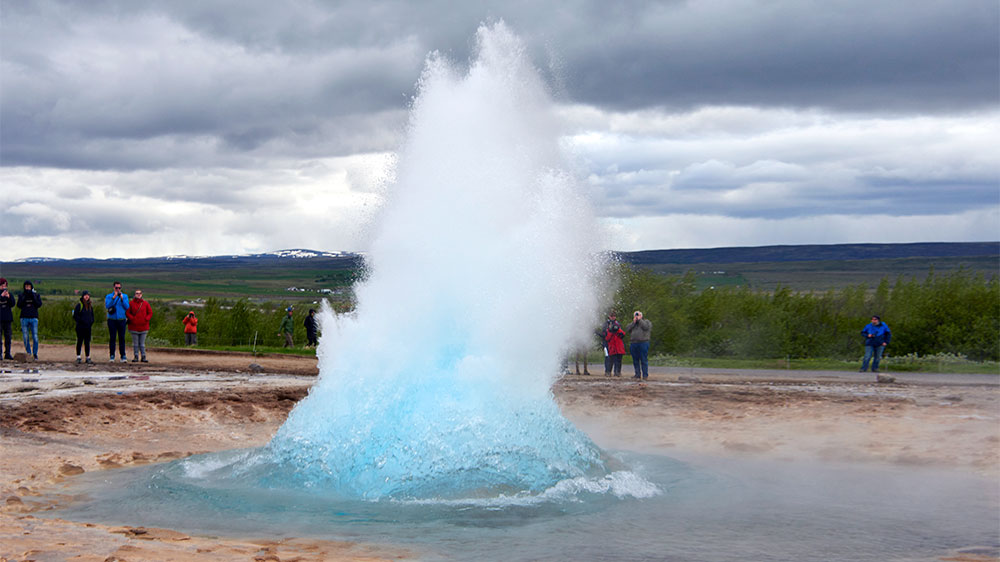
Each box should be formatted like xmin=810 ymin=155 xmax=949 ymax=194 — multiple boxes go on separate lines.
xmin=235 ymin=23 xmax=625 ymax=500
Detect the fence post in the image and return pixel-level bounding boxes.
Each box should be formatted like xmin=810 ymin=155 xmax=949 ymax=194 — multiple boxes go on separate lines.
xmin=252 ymin=331 xmax=258 ymax=355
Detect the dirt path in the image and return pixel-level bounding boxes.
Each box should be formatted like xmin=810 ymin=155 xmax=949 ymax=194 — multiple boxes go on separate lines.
xmin=4 ymin=342 xmax=320 ymax=375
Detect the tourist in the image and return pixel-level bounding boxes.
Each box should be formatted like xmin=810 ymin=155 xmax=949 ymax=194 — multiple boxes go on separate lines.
xmin=105 ymin=281 xmax=130 ymax=363
xmin=0 ymin=278 xmax=14 ymax=360
xmin=604 ymin=312 xmax=625 ymax=377
xmin=859 ymin=315 xmax=891 ymax=373
xmin=626 ymin=310 xmax=652 ymax=380
xmin=279 ymin=307 xmax=294 ymax=347
xmin=126 ymin=289 xmax=152 ymax=362
xmin=16 ymin=280 xmax=42 ymax=361
xmin=304 ymin=309 xmax=319 ymax=347
xmin=72 ymin=291 xmax=95 ymax=364
xmin=183 ymin=311 xmax=198 ymax=345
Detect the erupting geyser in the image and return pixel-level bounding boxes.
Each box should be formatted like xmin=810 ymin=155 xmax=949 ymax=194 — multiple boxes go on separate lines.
xmin=213 ymin=22 xmax=644 ymax=500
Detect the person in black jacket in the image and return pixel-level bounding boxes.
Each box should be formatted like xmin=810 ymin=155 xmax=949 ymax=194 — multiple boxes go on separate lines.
xmin=16 ymin=280 xmax=42 ymax=361
xmin=304 ymin=309 xmax=319 ymax=347
xmin=0 ymin=278 xmax=14 ymax=360
xmin=73 ymin=291 xmax=96 ymax=364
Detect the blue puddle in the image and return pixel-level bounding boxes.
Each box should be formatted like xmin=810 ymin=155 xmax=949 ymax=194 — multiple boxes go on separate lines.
xmin=45 ymin=450 xmax=999 ymax=561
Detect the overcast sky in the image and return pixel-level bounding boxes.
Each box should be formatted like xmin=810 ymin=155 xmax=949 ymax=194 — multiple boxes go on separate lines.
xmin=2 ymin=0 xmax=998 ymax=260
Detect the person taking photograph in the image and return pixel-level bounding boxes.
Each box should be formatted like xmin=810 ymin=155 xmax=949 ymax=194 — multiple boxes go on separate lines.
xmin=183 ymin=311 xmax=198 ymax=346
xmin=626 ymin=310 xmax=652 ymax=380
xmin=105 ymin=281 xmax=130 ymax=363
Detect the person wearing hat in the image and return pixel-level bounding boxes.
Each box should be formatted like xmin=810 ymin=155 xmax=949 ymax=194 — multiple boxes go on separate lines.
xmin=183 ymin=311 xmax=198 ymax=346
xmin=72 ymin=291 xmax=95 ymax=364
xmin=16 ymin=280 xmax=43 ymax=361
xmin=0 ymin=278 xmax=15 ymax=360
xmin=278 ymin=307 xmax=295 ymax=348
xmin=860 ymin=315 xmax=892 ymax=374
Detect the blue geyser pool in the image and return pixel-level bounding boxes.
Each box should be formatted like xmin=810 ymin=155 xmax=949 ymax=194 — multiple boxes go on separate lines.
xmin=51 ymin=452 xmax=998 ymax=561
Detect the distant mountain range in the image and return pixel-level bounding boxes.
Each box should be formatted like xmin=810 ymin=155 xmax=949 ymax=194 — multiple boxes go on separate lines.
xmin=11 ymin=249 xmax=359 ymax=264
xmin=6 ymin=242 xmax=997 ymax=268
xmin=616 ymin=242 xmax=999 ymax=265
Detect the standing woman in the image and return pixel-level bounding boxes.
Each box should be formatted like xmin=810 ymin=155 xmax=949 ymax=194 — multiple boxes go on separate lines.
xmin=604 ymin=312 xmax=626 ymax=377
xmin=0 ymin=278 xmax=15 ymax=360
xmin=73 ymin=291 xmax=95 ymax=364
xmin=126 ymin=289 xmax=152 ymax=363
xmin=16 ymin=280 xmax=42 ymax=361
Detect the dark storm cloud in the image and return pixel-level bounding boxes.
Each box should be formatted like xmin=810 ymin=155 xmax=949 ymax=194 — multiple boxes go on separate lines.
xmin=2 ymin=0 xmax=996 ymax=171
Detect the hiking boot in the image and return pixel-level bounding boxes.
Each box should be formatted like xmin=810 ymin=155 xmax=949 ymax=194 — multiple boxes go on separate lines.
xmin=76 ymin=357 xmax=82 ymax=364
xmin=132 ymin=357 xmax=139 ymax=363
xmin=85 ymin=358 xmax=93 ymax=364
xmin=140 ymin=357 xmax=148 ymax=363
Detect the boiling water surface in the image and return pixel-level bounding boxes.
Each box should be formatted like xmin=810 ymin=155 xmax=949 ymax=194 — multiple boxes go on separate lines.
xmin=48 ymin=451 xmax=998 ymax=561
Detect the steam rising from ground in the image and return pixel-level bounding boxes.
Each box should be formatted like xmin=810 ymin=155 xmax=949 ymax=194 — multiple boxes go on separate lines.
xmin=236 ymin=23 xmax=628 ymax=500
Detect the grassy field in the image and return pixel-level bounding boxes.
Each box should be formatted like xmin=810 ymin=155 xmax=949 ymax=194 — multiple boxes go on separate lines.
xmin=0 ymin=262 xmax=358 ymax=302
xmin=642 ymin=255 xmax=998 ymax=292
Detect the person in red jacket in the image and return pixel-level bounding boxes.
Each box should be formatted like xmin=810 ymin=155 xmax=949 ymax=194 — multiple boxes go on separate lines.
xmin=604 ymin=311 xmax=626 ymax=377
xmin=183 ymin=311 xmax=198 ymax=346
xmin=126 ymin=289 xmax=153 ymax=362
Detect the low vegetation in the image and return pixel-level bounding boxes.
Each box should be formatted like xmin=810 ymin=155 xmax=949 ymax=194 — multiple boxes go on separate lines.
xmin=8 ymin=261 xmax=999 ymax=371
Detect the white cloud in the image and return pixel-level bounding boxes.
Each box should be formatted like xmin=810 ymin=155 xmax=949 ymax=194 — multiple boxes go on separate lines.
xmin=602 ymin=208 xmax=1000 ymax=252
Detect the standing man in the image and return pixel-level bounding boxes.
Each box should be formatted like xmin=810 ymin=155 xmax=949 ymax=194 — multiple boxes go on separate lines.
xmin=304 ymin=309 xmax=319 ymax=347
xmin=626 ymin=310 xmax=652 ymax=380
xmin=183 ymin=311 xmax=198 ymax=346
xmin=126 ymin=289 xmax=152 ymax=362
xmin=279 ymin=307 xmax=295 ymax=348
xmin=0 ymin=278 xmax=15 ymax=360
xmin=859 ymin=315 xmax=891 ymax=374
xmin=105 ymin=281 xmax=130 ymax=363
xmin=16 ymin=280 xmax=42 ymax=361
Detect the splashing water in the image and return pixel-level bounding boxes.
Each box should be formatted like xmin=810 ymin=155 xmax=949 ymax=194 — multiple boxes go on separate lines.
xmin=219 ymin=22 xmax=631 ymax=501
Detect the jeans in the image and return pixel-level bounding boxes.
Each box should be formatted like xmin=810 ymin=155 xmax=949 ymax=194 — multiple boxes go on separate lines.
xmin=108 ymin=319 xmax=127 ymax=358
xmin=76 ymin=326 xmax=92 ymax=357
xmin=630 ymin=341 xmax=649 ymax=378
xmin=131 ymin=331 xmax=148 ymax=359
xmin=21 ymin=318 xmax=38 ymax=357
xmin=609 ymin=354 xmax=623 ymax=375
xmin=1 ymin=320 xmax=12 ymax=357
xmin=861 ymin=345 xmax=885 ymax=371
xmin=185 ymin=333 xmax=197 ymax=345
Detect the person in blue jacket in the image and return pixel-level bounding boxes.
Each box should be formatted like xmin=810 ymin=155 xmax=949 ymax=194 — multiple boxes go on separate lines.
xmin=859 ymin=315 xmax=891 ymax=373
xmin=104 ymin=281 xmax=130 ymax=363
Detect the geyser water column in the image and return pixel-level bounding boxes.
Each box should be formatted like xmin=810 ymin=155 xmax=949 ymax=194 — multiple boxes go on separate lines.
xmin=241 ymin=23 xmax=614 ymax=500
